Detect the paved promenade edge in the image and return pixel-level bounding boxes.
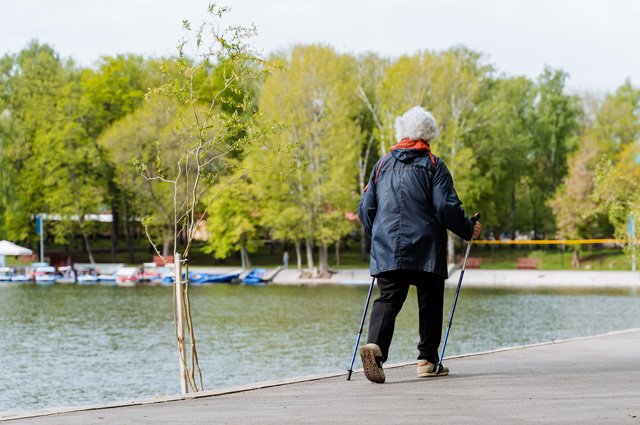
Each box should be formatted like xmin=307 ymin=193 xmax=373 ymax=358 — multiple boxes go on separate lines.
xmin=3 ymin=327 xmax=639 ymax=422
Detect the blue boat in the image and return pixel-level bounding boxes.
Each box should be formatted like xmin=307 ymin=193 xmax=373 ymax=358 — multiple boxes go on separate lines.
xmin=243 ymin=268 xmax=268 ymax=285
xmin=188 ymin=271 xmax=241 ymax=285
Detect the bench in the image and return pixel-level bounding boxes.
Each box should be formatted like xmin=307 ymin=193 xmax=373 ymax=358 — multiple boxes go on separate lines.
xmin=517 ymin=257 xmax=540 ymax=269
xmin=465 ymin=257 xmax=482 ymax=269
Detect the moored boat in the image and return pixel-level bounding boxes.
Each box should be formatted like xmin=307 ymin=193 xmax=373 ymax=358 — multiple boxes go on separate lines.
xmin=34 ymin=266 xmax=58 ymax=285
xmin=243 ymin=268 xmax=267 ymax=285
xmin=188 ymin=271 xmax=241 ymax=285
xmin=76 ymin=266 xmax=98 ymax=285
xmin=55 ymin=266 xmax=76 ymax=284
xmin=115 ymin=267 xmax=140 ymax=287
xmin=139 ymin=263 xmax=172 ymax=286
xmin=10 ymin=267 xmax=30 ymax=283
xmin=0 ymin=267 xmax=12 ymax=282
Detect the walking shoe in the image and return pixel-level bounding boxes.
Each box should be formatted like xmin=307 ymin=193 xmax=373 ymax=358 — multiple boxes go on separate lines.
xmin=417 ymin=360 xmax=449 ymax=378
xmin=360 ymin=343 xmax=385 ymax=383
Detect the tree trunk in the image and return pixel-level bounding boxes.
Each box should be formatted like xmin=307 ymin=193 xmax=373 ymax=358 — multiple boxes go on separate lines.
xmin=123 ymin=201 xmax=134 ymax=263
xmin=82 ymin=231 xmax=95 ymax=264
xmin=529 ymin=187 xmax=538 ymax=239
xmin=240 ymin=247 xmax=246 ymax=270
xmin=510 ymin=188 xmax=516 ymax=239
xmin=162 ymin=232 xmax=173 ymax=257
xmin=305 ymin=237 xmax=315 ymax=276
xmin=294 ymin=240 xmax=303 ymax=271
xmin=447 ymin=232 xmax=455 ymax=268
xmin=110 ymin=201 xmax=118 ymax=263
xmin=318 ymin=243 xmax=330 ymax=278
xmin=571 ymin=249 xmax=581 ymax=268
xmin=240 ymin=246 xmax=252 ymax=270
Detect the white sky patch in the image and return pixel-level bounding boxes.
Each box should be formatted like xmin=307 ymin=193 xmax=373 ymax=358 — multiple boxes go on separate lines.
xmin=1 ymin=0 xmax=638 ymax=93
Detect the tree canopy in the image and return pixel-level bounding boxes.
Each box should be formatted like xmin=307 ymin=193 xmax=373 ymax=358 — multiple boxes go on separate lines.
xmin=0 ymin=38 xmax=637 ymax=267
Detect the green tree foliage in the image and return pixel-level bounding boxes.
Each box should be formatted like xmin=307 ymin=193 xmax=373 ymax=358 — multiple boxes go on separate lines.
xmin=203 ymin=177 xmax=262 ymax=268
xmin=2 ymin=34 xmax=638 ymax=265
xmin=519 ymin=68 xmax=579 ymax=238
xmin=465 ymin=76 xmax=534 ymax=235
xmin=257 ymin=45 xmax=361 ymax=276
xmin=551 ymin=82 xmax=639 ymax=242
xmin=0 ymin=42 xmax=65 ymax=240
xmin=592 ymin=82 xmax=640 ymax=244
xmin=0 ymin=54 xmax=18 ymax=239
xmin=0 ymin=44 xmax=160 ymax=253
xmin=0 ymin=42 xmax=108 ymax=255
xmin=35 ymin=74 xmax=106 ymax=261
xmin=549 ymin=140 xmax=607 ymax=239
xmin=80 ymin=54 xmax=165 ymax=259
xmin=595 ymin=143 xmax=640 ymax=243
xmin=98 ymin=97 xmax=179 ymax=255
xmin=80 ymin=55 xmax=159 ymax=137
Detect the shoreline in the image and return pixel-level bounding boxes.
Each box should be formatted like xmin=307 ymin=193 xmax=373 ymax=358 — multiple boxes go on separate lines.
xmin=187 ymin=266 xmax=640 ymax=289
xmin=2 ymin=265 xmax=638 ymax=289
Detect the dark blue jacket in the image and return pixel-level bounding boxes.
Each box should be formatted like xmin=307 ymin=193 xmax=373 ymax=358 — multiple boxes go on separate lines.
xmin=357 ymin=148 xmax=474 ymax=278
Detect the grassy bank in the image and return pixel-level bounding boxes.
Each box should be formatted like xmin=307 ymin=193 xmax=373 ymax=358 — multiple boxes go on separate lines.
xmin=466 ymin=246 xmax=634 ymax=271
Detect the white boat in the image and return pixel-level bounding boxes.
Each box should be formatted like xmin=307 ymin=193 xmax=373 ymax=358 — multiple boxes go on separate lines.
xmin=0 ymin=266 xmax=30 ymax=283
xmin=115 ymin=267 xmax=140 ymax=287
xmin=77 ymin=275 xmax=98 ymax=284
xmin=76 ymin=266 xmax=98 ymax=285
xmin=34 ymin=266 xmax=57 ymax=285
xmin=10 ymin=267 xmax=30 ymax=283
xmin=0 ymin=267 xmax=12 ymax=282
xmin=140 ymin=263 xmax=173 ymax=286
xmin=56 ymin=266 xmax=76 ymax=284
xmin=11 ymin=275 xmax=31 ymax=283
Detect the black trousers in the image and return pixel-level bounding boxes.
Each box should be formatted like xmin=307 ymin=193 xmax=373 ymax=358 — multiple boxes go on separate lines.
xmin=366 ymin=270 xmax=445 ymax=364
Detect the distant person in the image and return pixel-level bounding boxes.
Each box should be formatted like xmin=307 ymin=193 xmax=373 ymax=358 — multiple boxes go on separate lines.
xmin=357 ymin=106 xmax=481 ymax=383
xmin=283 ymin=251 xmax=289 ymax=269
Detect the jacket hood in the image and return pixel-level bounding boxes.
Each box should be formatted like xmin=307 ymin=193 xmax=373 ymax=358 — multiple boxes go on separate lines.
xmin=390 ymin=148 xmax=427 ymax=163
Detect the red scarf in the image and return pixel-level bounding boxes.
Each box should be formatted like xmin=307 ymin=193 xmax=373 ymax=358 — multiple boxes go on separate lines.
xmin=390 ymin=138 xmax=436 ymax=167
xmin=390 ymin=138 xmax=431 ymax=151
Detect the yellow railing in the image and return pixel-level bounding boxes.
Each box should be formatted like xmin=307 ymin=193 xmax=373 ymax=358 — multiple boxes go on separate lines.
xmin=473 ymin=239 xmax=638 ymax=245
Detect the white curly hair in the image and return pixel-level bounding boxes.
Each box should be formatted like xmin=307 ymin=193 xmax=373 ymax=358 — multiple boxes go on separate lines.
xmin=394 ymin=106 xmax=439 ymax=142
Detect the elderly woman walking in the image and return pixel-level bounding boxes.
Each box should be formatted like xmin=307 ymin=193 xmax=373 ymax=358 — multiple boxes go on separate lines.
xmin=357 ymin=106 xmax=481 ymax=384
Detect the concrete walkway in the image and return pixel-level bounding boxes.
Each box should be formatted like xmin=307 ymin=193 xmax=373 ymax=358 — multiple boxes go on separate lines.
xmin=446 ymin=269 xmax=640 ymax=289
xmin=267 ymin=267 xmax=640 ymax=289
xmin=3 ymin=329 xmax=639 ymax=424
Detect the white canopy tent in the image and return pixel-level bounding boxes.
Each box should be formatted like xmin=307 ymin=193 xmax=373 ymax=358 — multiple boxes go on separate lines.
xmin=0 ymin=240 xmax=33 ymax=266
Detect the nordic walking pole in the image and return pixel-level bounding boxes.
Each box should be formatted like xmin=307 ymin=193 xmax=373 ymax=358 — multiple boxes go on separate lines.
xmin=347 ymin=276 xmax=376 ymax=380
xmin=435 ymin=212 xmax=480 ymax=374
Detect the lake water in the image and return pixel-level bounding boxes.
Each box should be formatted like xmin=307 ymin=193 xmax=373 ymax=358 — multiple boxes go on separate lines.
xmin=1 ymin=283 xmax=639 ymax=413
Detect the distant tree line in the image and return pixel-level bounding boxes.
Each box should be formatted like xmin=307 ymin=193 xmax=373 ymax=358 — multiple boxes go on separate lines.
xmin=1 ymin=41 xmax=638 ymax=273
